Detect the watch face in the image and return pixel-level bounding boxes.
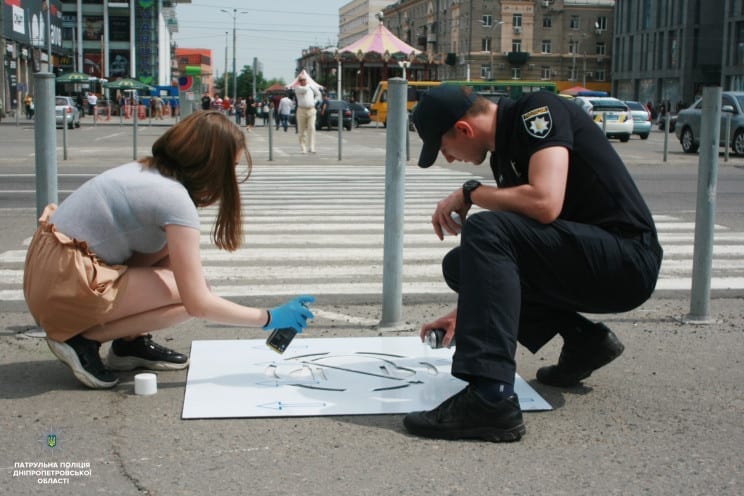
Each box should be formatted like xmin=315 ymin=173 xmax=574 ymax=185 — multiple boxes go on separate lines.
xmin=463 ymin=180 xmax=481 ymax=204
xmin=463 ymin=180 xmax=482 ymax=193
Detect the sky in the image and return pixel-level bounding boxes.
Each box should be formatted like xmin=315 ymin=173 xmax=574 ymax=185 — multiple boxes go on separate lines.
xmin=173 ymin=1 xmax=347 ymax=84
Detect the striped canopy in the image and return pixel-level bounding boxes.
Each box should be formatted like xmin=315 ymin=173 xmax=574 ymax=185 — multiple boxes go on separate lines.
xmin=339 ymin=23 xmax=421 ymax=59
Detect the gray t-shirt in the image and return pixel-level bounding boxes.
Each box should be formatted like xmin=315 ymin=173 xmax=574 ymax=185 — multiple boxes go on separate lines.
xmin=51 ymin=161 xmax=201 ymax=265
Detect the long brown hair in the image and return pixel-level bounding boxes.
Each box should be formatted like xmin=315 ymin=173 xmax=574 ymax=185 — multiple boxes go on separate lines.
xmin=140 ymin=111 xmax=251 ymax=251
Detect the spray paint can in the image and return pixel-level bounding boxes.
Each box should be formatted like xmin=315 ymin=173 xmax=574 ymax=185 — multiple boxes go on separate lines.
xmin=425 ymin=328 xmax=455 ymax=349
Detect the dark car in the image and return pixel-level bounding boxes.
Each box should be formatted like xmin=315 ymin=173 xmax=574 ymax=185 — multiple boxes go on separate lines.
xmin=348 ymin=102 xmax=371 ymax=126
xmin=674 ymin=91 xmax=744 ymax=156
xmin=316 ymin=100 xmax=353 ymax=131
xmin=657 ymin=114 xmax=676 ymax=132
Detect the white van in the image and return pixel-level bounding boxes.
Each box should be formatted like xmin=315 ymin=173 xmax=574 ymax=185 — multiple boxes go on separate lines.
xmin=574 ymin=96 xmax=633 ymax=142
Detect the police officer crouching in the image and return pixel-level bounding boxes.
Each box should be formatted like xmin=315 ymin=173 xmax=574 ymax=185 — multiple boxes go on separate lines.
xmin=404 ymin=85 xmax=663 ymax=442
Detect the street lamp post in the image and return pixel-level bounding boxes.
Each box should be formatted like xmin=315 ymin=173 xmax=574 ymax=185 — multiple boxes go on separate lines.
xmin=397 ymin=60 xmax=410 ymax=79
xmin=481 ymin=20 xmax=503 ymax=80
xmin=224 ymin=31 xmax=228 ymax=98
xmin=42 ymin=0 xmax=52 ymax=71
xmin=221 ymin=8 xmax=248 ymax=105
xmin=582 ymin=52 xmax=587 ymax=87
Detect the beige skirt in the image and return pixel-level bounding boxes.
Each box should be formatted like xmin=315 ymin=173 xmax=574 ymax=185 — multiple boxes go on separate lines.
xmin=23 ymin=204 xmax=129 ymax=342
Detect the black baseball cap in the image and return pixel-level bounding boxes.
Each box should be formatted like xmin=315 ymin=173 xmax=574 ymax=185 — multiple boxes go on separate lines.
xmin=413 ymin=85 xmax=478 ymax=168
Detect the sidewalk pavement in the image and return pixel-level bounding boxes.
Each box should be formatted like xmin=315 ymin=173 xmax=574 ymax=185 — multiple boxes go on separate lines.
xmin=2 ymin=296 xmax=742 ymax=495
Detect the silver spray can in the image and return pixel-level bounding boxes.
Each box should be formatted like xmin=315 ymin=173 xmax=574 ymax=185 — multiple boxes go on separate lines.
xmin=425 ymin=328 xmax=455 ymax=349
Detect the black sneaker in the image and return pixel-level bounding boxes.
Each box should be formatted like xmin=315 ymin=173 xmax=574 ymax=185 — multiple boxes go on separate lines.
xmin=47 ymin=335 xmax=119 ymax=389
xmin=403 ymin=387 xmax=525 ymax=442
xmin=536 ymin=323 xmax=625 ymax=387
xmin=106 ymin=334 xmax=189 ymax=371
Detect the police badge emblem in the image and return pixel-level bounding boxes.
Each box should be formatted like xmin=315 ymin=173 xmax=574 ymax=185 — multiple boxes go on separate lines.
xmin=47 ymin=434 xmax=57 ymax=449
xmin=522 ymin=106 xmax=552 ymax=139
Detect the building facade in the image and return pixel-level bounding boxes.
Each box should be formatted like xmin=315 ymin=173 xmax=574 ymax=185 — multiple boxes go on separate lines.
xmin=298 ymin=0 xmax=616 ymax=103
xmin=1 ymin=0 xmax=64 ymax=115
xmin=175 ymin=47 xmax=212 ymax=96
xmin=381 ymin=0 xmax=615 ymax=91
xmin=339 ymin=0 xmax=391 ymax=47
xmin=56 ymin=0 xmax=180 ymax=84
xmin=613 ymin=0 xmax=744 ymax=107
xmin=1 ymin=0 xmax=185 ymax=116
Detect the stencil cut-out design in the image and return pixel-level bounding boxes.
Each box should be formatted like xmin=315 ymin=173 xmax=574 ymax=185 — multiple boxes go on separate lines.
xmin=183 ymin=337 xmax=551 ymax=419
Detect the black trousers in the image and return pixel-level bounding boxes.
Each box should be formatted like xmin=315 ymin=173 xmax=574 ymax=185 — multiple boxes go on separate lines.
xmin=443 ymin=211 xmax=663 ymax=384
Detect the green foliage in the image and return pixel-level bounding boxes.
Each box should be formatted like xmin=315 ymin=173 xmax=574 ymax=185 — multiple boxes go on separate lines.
xmin=215 ymin=66 xmax=286 ymax=99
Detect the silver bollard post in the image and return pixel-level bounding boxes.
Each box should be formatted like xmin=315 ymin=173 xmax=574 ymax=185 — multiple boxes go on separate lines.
xmin=132 ymin=94 xmax=139 ymax=160
xmin=379 ymin=78 xmax=407 ymax=329
xmin=663 ymin=114 xmax=670 ymax=162
xmin=723 ymin=113 xmax=731 ymax=162
xmin=406 ymin=113 xmax=410 ymax=162
xmin=685 ymin=86 xmax=721 ymax=324
xmin=337 ymin=107 xmax=343 ymax=161
xmin=62 ymin=113 xmax=68 ymax=160
xmin=33 ymin=73 xmax=58 ymax=219
xmin=268 ymin=112 xmax=273 ymax=161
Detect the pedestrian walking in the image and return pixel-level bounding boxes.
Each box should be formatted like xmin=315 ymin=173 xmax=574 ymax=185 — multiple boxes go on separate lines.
xmin=294 ymin=75 xmax=320 ymax=153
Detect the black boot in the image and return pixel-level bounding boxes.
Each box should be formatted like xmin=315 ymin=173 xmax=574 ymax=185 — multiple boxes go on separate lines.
xmin=536 ymin=323 xmax=624 ymax=387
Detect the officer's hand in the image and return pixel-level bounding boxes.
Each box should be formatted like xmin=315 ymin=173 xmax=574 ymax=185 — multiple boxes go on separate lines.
xmin=419 ymin=307 xmax=457 ymax=348
xmin=432 ymin=193 xmax=469 ymax=240
xmin=263 ymin=295 xmax=315 ymax=333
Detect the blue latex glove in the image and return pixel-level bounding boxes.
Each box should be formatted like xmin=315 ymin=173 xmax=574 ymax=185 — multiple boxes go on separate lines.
xmin=263 ymin=295 xmax=315 ymax=333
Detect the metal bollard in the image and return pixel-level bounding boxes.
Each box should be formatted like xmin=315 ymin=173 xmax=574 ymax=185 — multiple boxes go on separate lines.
xmin=685 ymin=86 xmax=721 ymax=324
xmin=62 ymin=113 xmax=68 ymax=160
xmin=724 ymin=113 xmax=731 ymax=162
xmin=663 ymin=114 xmax=670 ymax=162
xmin=33 ymin=73 xmax=58 ymax=219
xmin=268 ymin=112 xmax=273 ymax=161
xmin=379 ymin=78 xmax=408 ymax=329
xmin=337 ymin=107 xmax=343 ymax=160
xmin=131 ymin=93 xmax=139 ymax=160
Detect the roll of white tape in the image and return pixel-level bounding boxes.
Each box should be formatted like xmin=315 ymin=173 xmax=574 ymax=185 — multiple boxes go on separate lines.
xmin=134 ymin=373 xmax=157 ymax=395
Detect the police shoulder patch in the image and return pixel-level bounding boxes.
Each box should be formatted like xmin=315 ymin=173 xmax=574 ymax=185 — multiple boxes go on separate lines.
xmin=521 ymin=106 xmax=552 ymax=139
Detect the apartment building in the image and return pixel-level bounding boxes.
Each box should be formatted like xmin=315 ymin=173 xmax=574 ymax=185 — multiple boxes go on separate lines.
xmin=382 ymin=0 xmax=615 ymax=91
xmin=613 ymin=0 xmax=744 ymax=107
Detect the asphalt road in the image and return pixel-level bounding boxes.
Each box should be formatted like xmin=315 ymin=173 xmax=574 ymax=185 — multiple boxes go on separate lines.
xmin=1 ymin=117 xmax=743 ymax=495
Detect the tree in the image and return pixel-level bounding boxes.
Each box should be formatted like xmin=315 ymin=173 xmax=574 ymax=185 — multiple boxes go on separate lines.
xmin=215 ymin=66 xmax=286 ymax=100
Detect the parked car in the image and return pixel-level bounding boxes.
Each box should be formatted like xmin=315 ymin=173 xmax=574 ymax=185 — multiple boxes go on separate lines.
xmin=348 ymin=102 xmax=371 ymax=126
xmin=316 ymin=99 xmax=353 ymax=131
xmin=624 ymin=100 xmax=652 ymax=139
xmin=573 ymin=96 xmax=633 ymax=142
xmin=55 ymin=96 xmax=81 ymax=129
xmin=657 ymin=114 xmax=676 ymax=132
xmin=674 ymin=91 xmax=744 ymax=156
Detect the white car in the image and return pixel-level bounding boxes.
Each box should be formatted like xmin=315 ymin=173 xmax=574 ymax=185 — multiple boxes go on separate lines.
xmin=55 ymin=96 xmax=81 ymax=129
xmin=573 ymin=96 xmax=633 ymax=142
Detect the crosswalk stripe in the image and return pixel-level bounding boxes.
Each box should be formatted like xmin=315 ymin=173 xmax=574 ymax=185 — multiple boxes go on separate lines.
xmin=1 ymin=164 xmax=744 ymax=303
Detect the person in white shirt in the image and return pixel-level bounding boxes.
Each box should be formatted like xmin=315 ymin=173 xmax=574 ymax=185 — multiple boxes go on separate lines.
xmin=294 ymin=76 xmax=320 ymax=153
xmin=277 ymin=95 xmax=294 ymax=131
xmin=23 ymin=111 xmax=315 ymax=389
xmin=87 ymin=92 xmax=98 ymax=116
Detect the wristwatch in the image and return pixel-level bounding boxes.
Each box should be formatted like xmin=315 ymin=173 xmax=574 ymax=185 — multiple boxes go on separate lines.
xmin=462 ymin=180 xmax=482 ymax=205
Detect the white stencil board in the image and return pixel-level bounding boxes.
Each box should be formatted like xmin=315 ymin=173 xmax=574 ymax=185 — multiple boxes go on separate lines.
xmin=182 ymin=337 xmax=551 ymax=419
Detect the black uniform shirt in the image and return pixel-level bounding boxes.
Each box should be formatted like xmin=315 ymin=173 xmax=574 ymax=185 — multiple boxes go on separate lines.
xmin=491 ymin=92 xmax=656 ymax=236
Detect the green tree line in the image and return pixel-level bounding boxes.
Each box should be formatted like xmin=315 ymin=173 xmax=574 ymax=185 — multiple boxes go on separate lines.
xmin=215 ymin=65 xmax=285 ymax=99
